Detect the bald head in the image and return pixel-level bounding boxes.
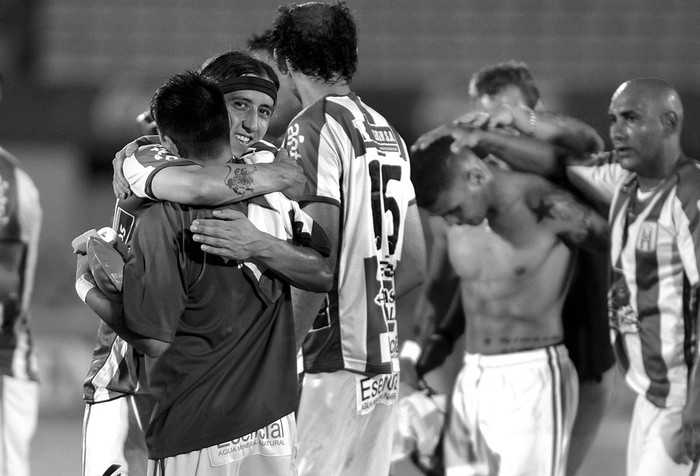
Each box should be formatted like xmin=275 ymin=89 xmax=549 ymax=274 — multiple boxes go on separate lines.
xmin=612 ymin=78 xmax=684 ymax=129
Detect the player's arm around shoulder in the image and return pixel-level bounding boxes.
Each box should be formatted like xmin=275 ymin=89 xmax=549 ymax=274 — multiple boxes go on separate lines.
xmin=527 ymin=177 xmax=610 ymax=253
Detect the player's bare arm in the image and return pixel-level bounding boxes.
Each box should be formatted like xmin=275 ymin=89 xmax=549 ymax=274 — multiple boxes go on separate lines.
xmin=529 ymin=184 xmax=610 ymax=253
xmin=393 ymin=203 xmax=427 ymax=299
xmin=190 ymin=208 xmax=333 ymax=293
xmin=115 ymin=136 xmax=306 ymax=203
xmin=75 ymin=255 xmax=169 ymax=358
xmin=412 ymin=124 xmax=570 ymax=180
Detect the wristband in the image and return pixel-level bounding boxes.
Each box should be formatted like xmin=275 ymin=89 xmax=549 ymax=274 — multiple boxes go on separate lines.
xmin=76 ymin=274 xmax=96 ymax=303
xmin=400 ymin=340 xmax=422 ymax=365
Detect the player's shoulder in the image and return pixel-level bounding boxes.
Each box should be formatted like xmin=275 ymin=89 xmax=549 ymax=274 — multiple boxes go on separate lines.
xmin=131 ymin=143 xmax=182 ymax=167
xmin=243 ymin=140 xmax=278 ymax=164
xmin=674 ymin=157 xmax=700 ymax=197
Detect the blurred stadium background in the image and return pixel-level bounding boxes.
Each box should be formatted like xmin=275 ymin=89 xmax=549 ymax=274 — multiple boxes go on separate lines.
xmin=1 ymin=0 xmax=697 ymax=473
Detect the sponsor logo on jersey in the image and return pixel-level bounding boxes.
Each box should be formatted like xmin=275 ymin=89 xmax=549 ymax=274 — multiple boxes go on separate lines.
xmin=210 ymin=416 xmax=292 ymax=465
xmin=114 ymin=208 xmax=136 ymax=243
xmin=285 ymin=123 xmax=305 ymax=162
xmin=353 ymin=120 xmax=400 ymax=154
xmin=636 ymin=221 xmax=657 ymax=252
xmin=356 ymin=372 xmax=399 ymax=415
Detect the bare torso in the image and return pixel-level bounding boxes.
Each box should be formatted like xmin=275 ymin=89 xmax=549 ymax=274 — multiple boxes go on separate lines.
xmin=447 ymin=196 xmax=575 ymax=354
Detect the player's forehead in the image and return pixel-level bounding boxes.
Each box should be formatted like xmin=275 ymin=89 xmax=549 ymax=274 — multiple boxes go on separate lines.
xmin=224 ymin=89 xmax=275 ymax=109
xmin=608 ymin=85 xmax=653 ymax=116
xmin=478 ymin=85 xmax=528 ymax=109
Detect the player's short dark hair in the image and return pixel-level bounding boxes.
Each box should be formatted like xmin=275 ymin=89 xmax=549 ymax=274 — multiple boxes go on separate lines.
xmin=150 ymin=71 xmax=230 ymax=159
xmin=410 ymin=136 xmax=458 ymax=210
xmin=270 ymin=1 xmax=357 ymax=83
xmin=468 ymin=60 xmax=540 ymax=109
xmin=200 ymin=51 xmax=279 ymax=91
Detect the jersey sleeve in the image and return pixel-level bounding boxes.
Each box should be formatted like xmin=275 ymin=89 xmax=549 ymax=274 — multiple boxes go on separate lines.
xmin=674 ymin=165 xmax=700 ymax=287
xmin=567 ymin=154 xmax=627 ymax=205
xmin=123 ymin=143 xmax=198 ymax=200
xmin=284 ymin=104 xmax=343 ymax=207
xmin=122 ymin=203 xmax=187 ymax=342
xmin=15 ymin=168 xmax=41 ymax=312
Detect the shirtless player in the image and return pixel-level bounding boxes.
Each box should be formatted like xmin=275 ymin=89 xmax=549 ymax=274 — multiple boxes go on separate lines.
xmin=409 ymin=136 xmax=609 ymax=475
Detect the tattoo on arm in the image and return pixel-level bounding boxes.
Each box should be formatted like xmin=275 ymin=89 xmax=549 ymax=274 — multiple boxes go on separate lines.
xmin=224 ymin=165 xmax=256 ymax=196
xmin=534 ymin=189 xmax=592 ymax=244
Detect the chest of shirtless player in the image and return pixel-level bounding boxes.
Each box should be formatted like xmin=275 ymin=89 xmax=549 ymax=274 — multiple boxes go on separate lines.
xmin=410 ymin=137 xmax=609 ymax=476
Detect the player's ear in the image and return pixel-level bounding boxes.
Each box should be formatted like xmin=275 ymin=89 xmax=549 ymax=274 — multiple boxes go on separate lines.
xmin=273 ymin=49 xmax=288 ymax=75
xmin=661 ymin=111 xmax=679 ymax=135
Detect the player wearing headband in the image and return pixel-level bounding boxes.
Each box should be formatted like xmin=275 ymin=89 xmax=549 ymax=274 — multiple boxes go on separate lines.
xmin=79 ymin=51 xmax=310 ymax=476
xmin=79 ymin=69 xmax=332 ymax=475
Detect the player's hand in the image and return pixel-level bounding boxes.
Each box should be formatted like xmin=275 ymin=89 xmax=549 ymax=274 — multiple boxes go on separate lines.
xmin=411 ymin=124 xmax=482 ymax=155
xmin=454 ymin=110 xmax=490 ymax=129
xmin=415 ymin=333 xmax=452 ymax=377
xmin=273 ymin=148 xmax=306 ymax=201
xmin=112 ymin=140 xmax=140 ymax=199
xmin=191 ymin=209 xmax=270 ymax=261
xmin=681 ymin=399 xmax=700 ymax=464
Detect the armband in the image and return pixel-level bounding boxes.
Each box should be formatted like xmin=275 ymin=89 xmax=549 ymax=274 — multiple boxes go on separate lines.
xmin=400 ymin=340 xmax=422 ymax=365
xmin=76 ymin=273 xmax=96 ymax=303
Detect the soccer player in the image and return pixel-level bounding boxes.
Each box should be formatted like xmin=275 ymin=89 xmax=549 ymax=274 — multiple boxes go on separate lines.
xmin=79 ymin=51 xmax=312 ymax=476
xmin=410 ymin=135 xmax=610 ymax=475
xmin=463 ymin=60 xmax=616 ymax=476
xmin=419 ymin=77 xmax=700 ymax=476
xmin=79 ymin=69 xmax=332 ymax=475
xmin=193 ymin=3 xmax=426 ymax=475
xmin=0 ymin=72 xmax=42 ymax=476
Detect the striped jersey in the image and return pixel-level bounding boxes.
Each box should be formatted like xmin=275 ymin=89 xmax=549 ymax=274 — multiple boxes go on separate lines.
xmin=574 ymin=156 xmax=700 ymax=407
xmin=83 ymin=139 xmax=180 ymax=402
xmin=0 ymin=147 xmax=41 ymax=382
xmin=284 ymin=92 xmax=415 ymax=376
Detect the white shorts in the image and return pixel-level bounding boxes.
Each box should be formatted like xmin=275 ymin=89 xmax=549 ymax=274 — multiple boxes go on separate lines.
xmin=148 ymin=413 xmax=297 ymax=476
xmin=0 ymin=375 xmax=38 ymax=476
xmin=82 ymin=394 xmax=155 ymax=476
xmin=627 ymin=394 xmax=700 ymax=476
xmin=445 ymin=345 xmax=578 ymax=476
xmin=297 ymin=370 xmax=398 ymax=476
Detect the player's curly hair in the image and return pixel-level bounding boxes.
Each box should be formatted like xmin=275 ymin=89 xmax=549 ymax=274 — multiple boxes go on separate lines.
xmin=150 ymin=71 xmax=230 ymax=159
xmin=410 ymin=136 xmax=458 ymax=210
xmin=270 ymin=1 xmax=357 ymax=84
xmin=199 ymin=51 xmax=279 ymax=91
xmin=468 ymin=60 xmax=540 ymax=109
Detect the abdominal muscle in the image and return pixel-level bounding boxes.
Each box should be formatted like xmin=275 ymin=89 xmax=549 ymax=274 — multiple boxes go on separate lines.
xmin=447 ymin=222 xmax=573 ymax=355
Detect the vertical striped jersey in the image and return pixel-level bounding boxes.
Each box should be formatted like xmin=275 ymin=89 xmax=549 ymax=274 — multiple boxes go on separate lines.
xmin=575 ymin=156 xmax=700 ymax=408
xmin=83 ymin=140 xmax=179 ymax=402
xmin=0 ymin=147 xmax=41 ymax=382
xmin=284 ymin=92 xmax=415 ymax=376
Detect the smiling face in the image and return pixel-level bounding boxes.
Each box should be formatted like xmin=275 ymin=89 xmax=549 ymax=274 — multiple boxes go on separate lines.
xmin=225 ymin=88 xmax=275 ymax=157
xmin=607 ymin=82 xmax=667 ymax=176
